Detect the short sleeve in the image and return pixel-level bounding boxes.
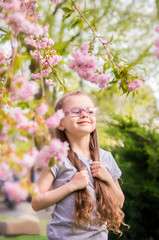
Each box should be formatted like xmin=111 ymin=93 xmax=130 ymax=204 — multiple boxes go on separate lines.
xmin=100 ymin=149 xmax=121 ymax=181
xmin=50 ymin=163 xmax=60 ymax=178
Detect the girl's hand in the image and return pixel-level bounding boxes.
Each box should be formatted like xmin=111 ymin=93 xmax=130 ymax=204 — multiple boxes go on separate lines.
xmin=70 ymin=169 xmax=89 ymax=191
xmin=91 ymin=161 xmax=112 ymax=183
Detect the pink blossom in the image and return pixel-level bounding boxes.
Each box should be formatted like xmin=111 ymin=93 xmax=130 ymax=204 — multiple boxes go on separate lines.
xmin=25 ymin=37 xmax=37 ymax=48
xmin=12 ymin=76 xmax=39 ymax=101
xmin=154 ymin=38 xmax=159 ymax=48
xmin=81 ymin=43 xmax=90 ymax=54
xmin=39 ymin=35 xmax=54 ymax=49
xmin=0 ymin=126 xmax=8 ymax=143
xmin=154 ymin=48 xmax=159 ymax=58
xmin=30 ymin=50 xmax=42 ymax=59
xmin=0 ymin=13 xmax=5 ymax=19
xmin=26 ymin=30 xmax=61 ymax=79
xmin=62 ymin=64 xmax=67 ymax=70
xmin=16 ymin=135 xmax=29 ymax=142
xmin=44 ymin=23 xmax=49 ymax=33
xmin=12 ymin=107 xmax=29 ymax=124
xmin=45 ymin=79 xmax=56 ymax=86
xmin=69 ymin=43 xmax=98 ymax=80
xmin=5 ymin=11 xmax=43 ymax=36
xmin=1 ymin=0 xmax=21 ymax=12
xmin=46 ymin=109 xmax=64 ymax=128
xmin=49 ymin=139 xmax=69 ymax=163
xmin=4 ymin=181 xmax=28 ymax=202
xmin=0 ymin=66 xmax=9 ymax=74
xmin=155 ymin=26 xmax=159 ymax=32
xmin=13 ymin=109 xmax=39 ymax=136
xmin=134 ymin=79 xmax=143 ymax=88
xmin=22 ymin=148 xmax=39 ymax=169
xmin=36 ymin=103 xmax=49 ymax=115
xmin=37 ymin=145 xmax=51 ymax=167
xmin=19 ymin=121 xmax=39 ymax=136
xmin=48 ymin=54 xmax=62 ymax=66
xmin=127 ymin=79 xmax=143 ymax=91
xmin=0 ymin=49 xmax=10 ymax=65
xmin=51 ymin=0 xmax=60 ymax=3
xmin=31 ymin=68 xmax=52 ymax=79
xmin=0 ymin=162 xmax=9 ymax=180
xmin=37 ymin=139 xmax=69 ymax=167
xmin=90 ymin=73 xmax=110 ymax=88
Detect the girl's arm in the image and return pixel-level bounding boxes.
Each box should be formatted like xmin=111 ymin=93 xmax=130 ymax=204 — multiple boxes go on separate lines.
xmin=91 ymin=161 xmax=125 ymax=208
xmin=31 ymin=168 xmax=89 ymax=211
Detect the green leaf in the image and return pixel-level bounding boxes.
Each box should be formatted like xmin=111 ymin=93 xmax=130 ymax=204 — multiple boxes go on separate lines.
xmin=123 ymin=66 xmax=128 ymax=75
xmin=103 ymin=61 xmax=111 ymax=72
xmin=0 ymin=123 xmax=3 ymax=132
xmin=109 ymin=35 xmax=114 ymax=42
xmin=112 ymin=68 xmax=120 ymax=79
xmin=16 ymin=101 xmax=30 ymax=109
xmin=70 ymin=19 xmax=81 ymax=29
xmin=62 ymin=7 xmax=72 ymax=13
xmin=109 ymin=79 xmax=119 ymax=84
xmin=90 ymin=19 xmax=95 ymax=27
xmin=100 ymin=54 xmax=107 ymax=61
xmin=64 ymin=12 xmax=73 ymax=19
xmin=59 ymin=86 xmax=63 ymax=92
xmin=49 ymin=157 xmax=55 ymax=167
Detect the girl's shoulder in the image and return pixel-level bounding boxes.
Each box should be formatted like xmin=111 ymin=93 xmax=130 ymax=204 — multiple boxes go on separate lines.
xmin=50 ymin=157 xmax=74 ymax=178
xmin=99 ymin=148 xmax=121 ymax=181
xmin=99 ymin=148 xmax=112 ymax=161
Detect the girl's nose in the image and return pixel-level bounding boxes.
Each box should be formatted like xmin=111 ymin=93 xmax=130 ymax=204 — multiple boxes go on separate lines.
xmin=81 ymin=109 xmax=89 ymax=117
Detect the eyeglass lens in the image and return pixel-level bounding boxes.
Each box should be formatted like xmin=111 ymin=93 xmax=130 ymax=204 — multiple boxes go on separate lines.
xmin=70 ymin=107 xmax=98 ymax=116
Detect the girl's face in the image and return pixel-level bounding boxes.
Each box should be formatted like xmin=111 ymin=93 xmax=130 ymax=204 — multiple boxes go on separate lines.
xmin=58 ymin=95 xmax=97 ymax=137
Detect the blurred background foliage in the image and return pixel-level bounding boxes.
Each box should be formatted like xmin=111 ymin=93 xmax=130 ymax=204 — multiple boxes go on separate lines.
xmin=100 ymin=115 xmax=159 ymax=240
xmin=35 ymin=0 xmax=159 ymax=100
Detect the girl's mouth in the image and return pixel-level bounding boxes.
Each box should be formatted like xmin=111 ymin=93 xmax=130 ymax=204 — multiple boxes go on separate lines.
xmin=77 ymin=121 xmax=90 ymax=124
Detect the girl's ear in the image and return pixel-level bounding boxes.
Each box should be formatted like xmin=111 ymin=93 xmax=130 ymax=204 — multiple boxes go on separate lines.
xmin=57 ymin=122 xmax=65 ymax=131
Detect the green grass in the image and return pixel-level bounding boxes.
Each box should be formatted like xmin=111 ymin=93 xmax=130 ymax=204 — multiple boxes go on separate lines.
xmin=0 ymin=236 xmax=48 ymax=240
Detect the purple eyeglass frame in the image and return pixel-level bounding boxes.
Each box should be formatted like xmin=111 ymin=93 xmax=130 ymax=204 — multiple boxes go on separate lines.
xmin=64 ymin=107 xmax=99 ymax=117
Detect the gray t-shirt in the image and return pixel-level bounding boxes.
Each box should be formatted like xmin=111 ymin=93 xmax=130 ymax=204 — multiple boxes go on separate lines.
xmin=47 ymin=148 xmax=121 ymax=240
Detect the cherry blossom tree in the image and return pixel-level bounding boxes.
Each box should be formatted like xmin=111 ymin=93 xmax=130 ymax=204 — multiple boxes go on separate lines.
xmin=0 ymin=0 xmax=158 ymax=201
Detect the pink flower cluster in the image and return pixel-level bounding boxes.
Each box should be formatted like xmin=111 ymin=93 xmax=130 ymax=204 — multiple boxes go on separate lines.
xmin=22 ymin=147 xmax=39 ymax=169
xmin=36 ymin=103 xmax=49 ymax=115
xmin=0 ymin=162 xmax=9 ymax=180
xmin=37 ymin=139 xmax=69 ymax=167
xmin=51 ymin=0 xmax=60 ymax=3
xmin=0 ymin=0 xmax=44 ymax=36
xmin=11 ymin=76 xmax=39 ymax=102
xmin=154 ymin=26 xmax=159 ymax=58
xmin=0 ymin=49 xmax=10 ymax=74
xmin=127 ymin=79 xmax=143 ymax=91
xmin=3 ymin=181 xmax=28 ymax=202
xmin=46 ymin=109 xmax=64 ymax=128
xmin=12 ymin=107 xmax=39 ymax=136
xmin=45 ymin=79 xmax=56 ymax=86
xmin=69 ymin=43 xmax=110 ymax=88
xmin=25 ymin=29 xmax=62 ymax=80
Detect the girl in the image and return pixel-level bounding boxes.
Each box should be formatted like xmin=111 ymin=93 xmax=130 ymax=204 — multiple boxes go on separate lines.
xmin=32 ymin=91 xmax=125 ymax=240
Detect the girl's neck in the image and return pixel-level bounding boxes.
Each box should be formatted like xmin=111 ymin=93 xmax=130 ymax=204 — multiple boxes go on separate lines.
xmin=67 ymin=134 xmax=91 ymax=160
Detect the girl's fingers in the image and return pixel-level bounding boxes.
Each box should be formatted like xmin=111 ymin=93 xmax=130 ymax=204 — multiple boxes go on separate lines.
xmin=91 ymin=162 xmax=103 ymax=169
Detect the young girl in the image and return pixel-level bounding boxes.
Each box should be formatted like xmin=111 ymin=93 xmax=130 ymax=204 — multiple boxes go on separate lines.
xmin=31 ymin=91 xmax=125 ymax=240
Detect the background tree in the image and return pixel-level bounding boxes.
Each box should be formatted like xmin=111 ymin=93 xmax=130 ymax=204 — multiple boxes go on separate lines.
xmin=101 ymin=115 xmax=159 ymax=240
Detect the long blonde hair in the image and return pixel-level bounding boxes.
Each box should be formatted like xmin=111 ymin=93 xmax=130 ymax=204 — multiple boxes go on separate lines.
xmin=55 ymin=91 xmax=125 ymax=235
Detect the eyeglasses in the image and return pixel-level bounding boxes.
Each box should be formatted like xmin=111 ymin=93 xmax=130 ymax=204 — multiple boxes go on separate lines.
xmin=65 ymin=107 xmax=99 ymax=117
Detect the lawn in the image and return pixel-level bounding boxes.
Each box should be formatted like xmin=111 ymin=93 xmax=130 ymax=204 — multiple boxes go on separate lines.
xmin=0 ymin=236 xmax=48 ymax=240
